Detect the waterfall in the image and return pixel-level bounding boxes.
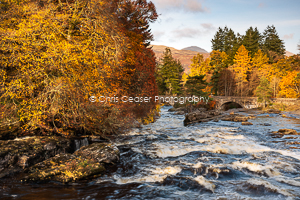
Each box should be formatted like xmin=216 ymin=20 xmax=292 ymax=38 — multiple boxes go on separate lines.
xmin=74 ymin=137 xmax=89 ymax=151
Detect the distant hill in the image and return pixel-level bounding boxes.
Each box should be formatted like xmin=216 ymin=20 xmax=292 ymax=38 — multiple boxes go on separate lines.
xmin=150 ymin=45 xmax=209 ymax=73
xmin=182 ymin=46 xmax=208 ymax=53
xmin=285 ymin=51 xmax=294 ymax=57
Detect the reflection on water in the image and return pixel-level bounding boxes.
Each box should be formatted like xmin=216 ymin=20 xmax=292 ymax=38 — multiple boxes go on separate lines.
xmin=1 ymin=106 xmax=300 ymax=199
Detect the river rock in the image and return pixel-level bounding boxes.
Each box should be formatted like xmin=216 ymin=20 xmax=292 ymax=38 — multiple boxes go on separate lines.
xmin=0 ymin=136 xmax=72 ymax=179
xmin=266 ymin=109 xmax=281 ymax=114
xmin=174 ymin=111 xmax=185 ymax=115
xmin=22 ymin=143 xmax=119 ymax=183
xmin=184 ymin=110 xmax=222 ymax=126
xmin=277 ymin=129 xmax=299 ymax=135
xmin=168 ymin=107 xmax=187 ymax=112
xmin=263 ymin=123 xmax=271 ymax=126
xmin=241 ymin=122 xmax=253 ymax=125
xmin=220 ymin=114 xmax=249 ymax=122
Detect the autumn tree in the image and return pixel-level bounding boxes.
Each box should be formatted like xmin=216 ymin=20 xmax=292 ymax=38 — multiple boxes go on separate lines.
xmin=190 ymin=53 xmax=211 ymax=77
xmin=255 ymin=77 xmax=273 ymax=109
xmin=232 ymin=45 xmax=251 ymax=96
xmin=279 ymin=71 xmax=300 ymax=98
xmin=0 ymin=0 xmax=159 ymax=137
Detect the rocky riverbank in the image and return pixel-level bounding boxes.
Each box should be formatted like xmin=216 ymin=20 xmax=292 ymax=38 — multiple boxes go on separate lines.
xmin=0 ymin=136 xmax=119 ymax=183
xmin=168 ymin=106 xmax=295 ymax=126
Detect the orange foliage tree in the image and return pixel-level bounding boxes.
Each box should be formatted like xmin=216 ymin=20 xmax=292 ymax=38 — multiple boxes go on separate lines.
xmin=0 ymin=0 xmax=158 ymax=137
xmin=232 ymin=45 xmax=251 ymax=96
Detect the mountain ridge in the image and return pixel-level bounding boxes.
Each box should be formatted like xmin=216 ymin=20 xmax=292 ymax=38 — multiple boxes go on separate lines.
xmin=181 ymin=46 xmax=208 ymax=53
xmin=150 ymin=45 xmax=209 ymax=73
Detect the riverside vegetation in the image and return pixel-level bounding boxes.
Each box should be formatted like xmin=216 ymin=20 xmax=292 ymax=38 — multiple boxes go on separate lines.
xmin=0 ymin=0 xmax=160 ymax=183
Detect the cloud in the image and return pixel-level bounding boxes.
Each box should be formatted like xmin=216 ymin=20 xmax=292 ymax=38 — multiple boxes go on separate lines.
xmin=172 ymin=23 xmax=216 ymax=39
xmin=153 ymin=31 xmax=165 ymax=41
xmin=283 ymin=33 xmax=294 ymax=40
xmin=201 ymin=23 xmax=216 ymax=31
xmin=152 ymin=0 xmax=209 ymax=13
xmin=165 ymin=17 xmax=174 ymax=23
xmin=258 ymin=3 xmax=265 ymax=8
xmin=173 ymin=28 xmax=202 ymax=38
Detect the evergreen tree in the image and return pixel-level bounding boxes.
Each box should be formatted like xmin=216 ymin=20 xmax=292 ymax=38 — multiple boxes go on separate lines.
xmin=211 ymin=27 xmax=225 ymax=51
xmin=155 ymin=63 xmax=167 ymax=95
xmin=262 ymin=25 xmax=285 ymax=62
xmin=156 ymin=48 xmax=184 ymax=95
xmin=255 ymin=77 xmax=273 ymax=109
xmin=212 ymin=26 xmax=239 ymax=65
xmin=224 ymin=28 xmax=238 ymax=65
xmin=209 ymin=50 xmax=228 ymax=95
xmin=185 ymin=75 xmax=207 ymax=97
xmin=242 ymin=27 xmax=261 ymax=57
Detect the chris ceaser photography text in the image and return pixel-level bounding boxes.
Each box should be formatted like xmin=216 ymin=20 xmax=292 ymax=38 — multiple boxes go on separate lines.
xmin=89 ymin=96 xmax=210 ymax=104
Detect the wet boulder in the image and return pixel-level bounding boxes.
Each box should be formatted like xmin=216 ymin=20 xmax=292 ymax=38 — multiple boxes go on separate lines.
xmin=241 ymin=122 xmax=253 ymax=125
xmin=266 ymin=109 xmax=281 ymax=114
xmin=273 ymin=129 xmax=299 ymax=135
xmin=168 ymin=107 xmax=187 ymax=112
xmin=22 ymin=143 xmax=119 ymax=183
xmin=263 ymin=123 xmax=271 ymax=126
xmin=221 ymin=114 xmax=250 ymax=122
xmin=174 ymin=111 xmax=185 ymax=115
xmin=184 ymin=110 xmax=222 ymax=126
xmin=0 ymin=136 xmax=72 ymax=179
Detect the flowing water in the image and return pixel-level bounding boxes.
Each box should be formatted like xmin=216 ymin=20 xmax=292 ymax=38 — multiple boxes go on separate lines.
xmin=1 ymin=106 xmax=300 ymax=199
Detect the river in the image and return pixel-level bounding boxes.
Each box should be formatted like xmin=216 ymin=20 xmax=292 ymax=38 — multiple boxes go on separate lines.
xmin=1 ymin=106 xmax=300 ymax=199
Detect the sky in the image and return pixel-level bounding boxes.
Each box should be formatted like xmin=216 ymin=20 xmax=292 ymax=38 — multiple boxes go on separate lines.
xmin=149 ymin=0 xmax=300 ymax=54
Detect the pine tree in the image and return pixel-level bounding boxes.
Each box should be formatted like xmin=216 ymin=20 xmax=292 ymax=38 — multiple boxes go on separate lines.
xmin=242 ymin=27 xmax=261 ymax=57
xmin=262 ymin=25 xmax=285 ymax=63
xmin=255 ymin=77 xmax=273 ymax=109
xmin=224 ymin=28 xmax=238 ymax=65
xmin=185 ymin=75 xmax=207 ymax=97
xmin=209 ymin=50 xmax=228 ymax=95
xmin=211 ymin=27 xmax=225 ymax=51
xmin=157 ymin=48 xmax=184 ymax=95
xmin=211 ymin=26 xmax=239 ymax=65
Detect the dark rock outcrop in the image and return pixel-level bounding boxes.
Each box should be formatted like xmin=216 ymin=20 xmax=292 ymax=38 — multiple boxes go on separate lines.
xmin=0 ymin=136 xmax=72 ymax=178
xmin=22 ymin=143 xmax=119 ymax=183
xmin=0 ymin=136 xmax=120 ymax=183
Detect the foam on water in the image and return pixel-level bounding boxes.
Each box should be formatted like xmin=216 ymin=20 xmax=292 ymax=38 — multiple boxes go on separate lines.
xmin=193 ymin=176 xmax=215 ymax=192
xmin=232 ymin=161 xmax=281 ymax=177
xmin=114 ymin=166 xmax=181 ymax=184
xmin=246 ymin=178 xmax=293 ymax=197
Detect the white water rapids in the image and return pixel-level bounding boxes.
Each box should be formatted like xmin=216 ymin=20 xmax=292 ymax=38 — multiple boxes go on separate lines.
xmin=106 ymin=106 xmax=300 ymax=199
